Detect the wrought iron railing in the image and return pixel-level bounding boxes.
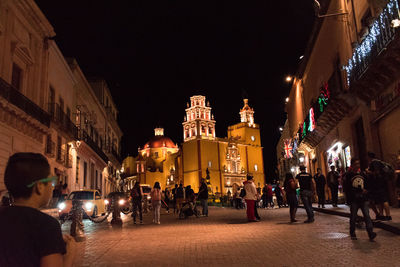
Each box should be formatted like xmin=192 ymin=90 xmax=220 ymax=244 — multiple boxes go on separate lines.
xmin=344 ymin=0 xmax=400 ymax=86
xmin=48 ymin=103 xmax=78 ymax=139
xmin=0 ymin=77 xmax=50 ymax=126
xmin=79 ymin=130 xmax=109 ymax=163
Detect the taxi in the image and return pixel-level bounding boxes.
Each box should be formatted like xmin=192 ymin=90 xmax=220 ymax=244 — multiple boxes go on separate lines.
xmin=58 ymin=189 xmax=106 ymax=219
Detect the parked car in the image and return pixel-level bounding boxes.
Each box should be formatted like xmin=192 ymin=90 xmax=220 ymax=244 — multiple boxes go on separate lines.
xmin=105 ymin=191 xmax=130 ymax=213
xmin=58 ymin=189 xmax=106 ymax=219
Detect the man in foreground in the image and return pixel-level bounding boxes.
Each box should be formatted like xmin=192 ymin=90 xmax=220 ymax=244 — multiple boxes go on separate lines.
xmin=0 ymin=153 xmax=76 ymax=267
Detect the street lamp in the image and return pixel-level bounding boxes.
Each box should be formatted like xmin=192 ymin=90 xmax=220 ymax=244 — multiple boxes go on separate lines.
xmin=285 ymin=97 xmax=290 ymax=103
xmin=285 ymin=76 xmax=292 ymax=82
xmin=313 ymin=0 xmax=348 ymax=18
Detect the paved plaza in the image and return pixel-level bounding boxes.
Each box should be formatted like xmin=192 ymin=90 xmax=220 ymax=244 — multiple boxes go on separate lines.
xmin=62 ymin=206 xmax=400 ymax=267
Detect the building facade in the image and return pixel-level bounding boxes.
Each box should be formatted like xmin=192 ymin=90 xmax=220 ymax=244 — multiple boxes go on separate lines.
xmin=122 ymin=128 xmax=181 ymax=190
xmin=181 ymin=96 xmax=265 ymax=194
xmin=0 ymin=0 xmax=122 ymax=197
xmin=277 ymin=0 xmax=400 ymax=204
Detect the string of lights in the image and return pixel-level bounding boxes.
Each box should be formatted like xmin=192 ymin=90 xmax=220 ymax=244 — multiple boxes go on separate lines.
xmin=344 ymin=0 xmax=399 ymax=86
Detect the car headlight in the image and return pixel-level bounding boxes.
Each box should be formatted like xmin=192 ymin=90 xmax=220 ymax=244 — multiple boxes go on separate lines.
xmin=85 ymin=202 xmax=93 ymax=211
xmin=104 ymin=199 xmax=109 ymax=205
xmin=118 ymin=199 xmax=125 ymax=205
xmin=58 ymin=202 xmax=66 ymax=211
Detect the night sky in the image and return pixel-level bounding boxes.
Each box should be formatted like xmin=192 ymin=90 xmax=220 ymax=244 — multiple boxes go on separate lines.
xmin=35 ymin=0 xmax=315 ymax=180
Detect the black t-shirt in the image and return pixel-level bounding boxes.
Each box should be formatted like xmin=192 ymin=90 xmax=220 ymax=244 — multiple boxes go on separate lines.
xmin=296 ymin=172 xmax=313 ymax=191
xmin=0 ymin=206 xmax=66 ymax=267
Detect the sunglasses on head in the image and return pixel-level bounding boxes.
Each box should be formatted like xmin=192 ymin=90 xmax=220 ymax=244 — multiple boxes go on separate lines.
xmin=27 ymin=176 xmax=58 ymax=188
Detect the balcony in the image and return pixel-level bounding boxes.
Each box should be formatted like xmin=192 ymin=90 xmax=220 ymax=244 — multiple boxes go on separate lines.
xmin=79 ymin=130 xmax=109 ymax=163
xmin=0 ymin=77 xmax=50 ymax=127
xmin=48 ymin=103 xmax=78 ymax=140
xmin=344 ymin=0 xmax=400 ymax=101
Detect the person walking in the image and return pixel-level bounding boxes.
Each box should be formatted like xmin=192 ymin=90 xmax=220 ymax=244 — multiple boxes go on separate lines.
xmin=343 ymin=158 xmax=377 ymax=241
xmin=296 ymin=166 xmax=316 ymax=223
xmin=368 ymin=152 xmax=393 ymax=221
xmin=262 ymin=184 xmax=268 ymax=208
xmin=327 ymin=165 xmax=340 ymax=207
xmin=198 ymin=178 xmax=209 ymax=217
xmin=266 ymin=184 xmax=274 ymax=208
xmin=172 ymin=184 xmax=178 ymax=214
xmin=0 ymin=153 xmax=76 ymax=267
xmin=274 ymin=182 xmax=283 ymax=208
xmin=243 ymin=175 xmax=258 ymax=222
xmin=314 ymin=168 xmax=326 ymax=208
xmin=176 ymin=182 xmax=185 ymax=214
xmin=130 ymin=181 xmax=143 ymax=224
xmin=164 ymin=188 xmax=171 ymax=214
xmin=284 ymin=173 xmax=299 ymax=222
xmin=151 ymin=182 xmax=162 ymax=224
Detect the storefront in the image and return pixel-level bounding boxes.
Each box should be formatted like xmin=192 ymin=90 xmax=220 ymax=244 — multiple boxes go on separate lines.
xmin=326 ymin=142 xmax=352 ymax=171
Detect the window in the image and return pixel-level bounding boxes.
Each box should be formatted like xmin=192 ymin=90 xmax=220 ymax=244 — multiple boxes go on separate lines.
xmin=208 ymin=161 xmax=212 ymax=168
xmin=48 ymin=87 xmax=55 ymax=115
xmin=154 ymin=152 xmax=159 ymax=158
xmin=66 ymin=107 xmax=71 ymax=121
xmin=56 ymin=136 xmax=62 ymax=161
xmin=95 ymin=170 xmax=98 ymax=189
xmin=76 ymin=157 xmax=80 ymax=183
xmin=83 ymin=162 xmax=88 ymax=187
xmin=11 ymin=63 xmax=22 ymax=90
xmin=254 ymin=164 xmax=258 ymax=171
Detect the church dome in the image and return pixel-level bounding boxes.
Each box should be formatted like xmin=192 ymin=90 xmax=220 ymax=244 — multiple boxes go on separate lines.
xmin=143 ymin=136 xmax=177 ymax=149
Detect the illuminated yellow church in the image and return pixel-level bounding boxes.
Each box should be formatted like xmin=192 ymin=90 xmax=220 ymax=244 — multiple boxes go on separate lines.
xmin=182 ymin=95 xmax=264 ymax=194
xmin=122 ymin=95 xmax=265 ymax=194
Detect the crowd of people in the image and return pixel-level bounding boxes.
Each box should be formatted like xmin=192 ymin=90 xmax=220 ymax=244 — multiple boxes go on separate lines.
xmin=282 ymin=152 xmax=397 ymax=241
xmin=0 ymin=151 xmax=397 ymax=266
xmin=129 ymin=178 xmax=210 ymax=225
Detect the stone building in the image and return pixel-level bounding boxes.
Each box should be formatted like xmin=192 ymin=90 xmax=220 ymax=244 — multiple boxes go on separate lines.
xmin=181 ymin=96 xmax=265 ymax=194
xmin=277 ymin=0 xmax=400 ymax=204
xmin=122 ymin=95 xmax=265 ymax=194
xmin=0 ymin=0 xmax=122 ymax=196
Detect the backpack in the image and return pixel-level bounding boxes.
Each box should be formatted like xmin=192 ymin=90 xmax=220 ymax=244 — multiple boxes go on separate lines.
xmin=239 ymin=188 xmax=246 ymax=198
xmin=374 ymin=159 xmax=395 ymax=181
xmin=130 ymin=187 xmax=140 ymax=198
xmin=381 ymin=161 xmax=395 ymax=181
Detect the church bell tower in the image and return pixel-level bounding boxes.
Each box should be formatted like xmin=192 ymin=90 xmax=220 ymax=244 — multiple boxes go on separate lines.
xmin=182 ymin=95 xmax=216 ymax=142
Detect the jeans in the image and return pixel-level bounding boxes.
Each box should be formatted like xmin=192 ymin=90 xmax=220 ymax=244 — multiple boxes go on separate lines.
xmin=317 ymin=187 xmax=325 ymax=206
xmin=287 ymin=193 xmax=298 ymax=220
xmin=132 ymin=199 xmax=142 ymax=222
xmin=329 ymin=184 xmax=338 ymax=205
xmin=152 ymin=200 xmax=161 ymax=223
xmin=200 ymin=199 xmax=208 ymax=216
xmin=350 ymin=201 xmax=373 ymax=235
xmin=300 ymin=190 xmax=314 ymax=220
xmin=254 ymin=201 xmax=260 ymax=220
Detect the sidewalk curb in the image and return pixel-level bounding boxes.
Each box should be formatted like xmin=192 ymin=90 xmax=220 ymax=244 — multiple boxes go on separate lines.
xmin=299 ymin=206 xmax=400 ymax=235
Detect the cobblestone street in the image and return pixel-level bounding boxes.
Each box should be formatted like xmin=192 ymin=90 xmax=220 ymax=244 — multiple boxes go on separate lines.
xmin=62 ymin=206 xmax=400 ymax=267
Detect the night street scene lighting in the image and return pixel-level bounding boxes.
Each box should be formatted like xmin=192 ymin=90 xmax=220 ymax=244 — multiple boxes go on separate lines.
xmin=0 ymin=0 xmax=399 ymax=266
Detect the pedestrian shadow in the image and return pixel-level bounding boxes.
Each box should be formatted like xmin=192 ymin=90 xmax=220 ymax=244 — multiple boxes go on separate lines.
xmin=352 ymin=239 xmax=381 ymax=253
xmin=227 ymin=219 xmax=252 ymax=224
xmin=276 ymin=222 xmax=297 ymax=225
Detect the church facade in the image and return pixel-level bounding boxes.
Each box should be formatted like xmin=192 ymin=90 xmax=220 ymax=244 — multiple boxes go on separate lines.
xmin=122 ymin=95 xmax=265 ymax=195
xmin=181 ymin=96 xmax=264 ymax=194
